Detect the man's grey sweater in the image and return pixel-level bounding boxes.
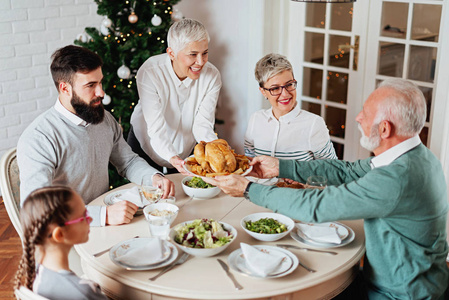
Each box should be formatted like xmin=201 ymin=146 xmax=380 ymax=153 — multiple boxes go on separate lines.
xmin=17 ymin=107 xmax=156 ymax=224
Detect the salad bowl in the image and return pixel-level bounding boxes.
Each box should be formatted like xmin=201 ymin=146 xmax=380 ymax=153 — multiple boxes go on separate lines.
xmin=241 ymin=212 xmax=295 ymax=242
xmin=169 ymin=219 xmax=237 ymax=257
xmin=181 ymin=176 xmax=221 ymax=200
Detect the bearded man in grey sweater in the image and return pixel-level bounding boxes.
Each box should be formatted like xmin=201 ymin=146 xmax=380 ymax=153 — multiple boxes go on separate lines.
xmin=17 ymin=45 xmax=175 ymax=226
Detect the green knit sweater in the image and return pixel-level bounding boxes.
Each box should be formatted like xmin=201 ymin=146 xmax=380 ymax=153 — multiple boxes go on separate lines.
xmin=249 ymin=144 xmax=448 ymax=299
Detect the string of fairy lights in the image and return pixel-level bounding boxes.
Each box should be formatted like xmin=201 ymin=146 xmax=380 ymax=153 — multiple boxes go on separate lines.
xmin=76 ymin=0 xmax=183 ymax=107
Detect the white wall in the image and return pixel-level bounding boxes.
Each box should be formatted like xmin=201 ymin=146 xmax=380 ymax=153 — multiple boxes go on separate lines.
xmin=0 ymin=0 xmax=102 ymax=156
xmin=0 ymin=0 xmax=103 ymax=195
xmin=174 ymin=0 xmax=265 ymax=153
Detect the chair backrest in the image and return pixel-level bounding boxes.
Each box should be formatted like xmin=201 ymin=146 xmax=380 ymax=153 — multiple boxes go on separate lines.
xmin=0 ymin=147 xmax=22 ymax=240
xmin=14 ymin=286 xmax=49 ymax=300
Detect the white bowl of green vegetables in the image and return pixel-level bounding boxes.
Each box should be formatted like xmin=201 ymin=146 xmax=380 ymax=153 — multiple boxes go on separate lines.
xmin=170 ymin=219 xmax=237 ymax=257
xmin=181 ymin=176 xmax=221 ymax=199
xmin=241 ymin=212 xmax=295 ymax=242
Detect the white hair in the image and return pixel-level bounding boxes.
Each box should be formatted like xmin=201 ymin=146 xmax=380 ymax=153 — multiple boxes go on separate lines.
xmin=167 ymin=19 xmax=209 ymax=55
xmin=375 ymin=79 xmax=426 ymax=137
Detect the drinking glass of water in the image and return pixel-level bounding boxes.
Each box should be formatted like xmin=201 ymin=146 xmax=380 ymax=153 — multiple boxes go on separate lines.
xmin=148 ymin=217 xmax=170 ymax=240
xmin=306 ymin=176 xmax=327 ymax=189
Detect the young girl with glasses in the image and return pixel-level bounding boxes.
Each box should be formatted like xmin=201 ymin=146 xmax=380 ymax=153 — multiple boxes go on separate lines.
xmin=14 ymin=186 xmax=107 ymax=299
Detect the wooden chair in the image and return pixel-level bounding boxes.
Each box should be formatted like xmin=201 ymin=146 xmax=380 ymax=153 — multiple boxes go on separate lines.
xmin=14 ymin=286 xmax=49 ymax=300
xmin=0 ymin=147 xmax=22 ymax=240
xmin=1 ymin=148 xmax=85 ymax=276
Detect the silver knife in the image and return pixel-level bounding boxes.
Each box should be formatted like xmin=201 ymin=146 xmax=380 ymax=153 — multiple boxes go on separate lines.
xmin=217 ymin=259 xmax=243 ymax=290
xmin=276 ymin=244 xmax=338 ymax=255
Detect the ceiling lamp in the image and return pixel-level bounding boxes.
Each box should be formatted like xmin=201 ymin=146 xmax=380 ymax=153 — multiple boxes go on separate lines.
xmin=291 ymin=0 xmax=356 ymax=2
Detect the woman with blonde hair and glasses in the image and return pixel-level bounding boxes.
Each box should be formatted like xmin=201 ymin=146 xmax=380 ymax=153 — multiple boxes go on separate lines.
xmin=244 ymin=53 xmax=337 ymax=161
xmin=15 ymin=186 xmax=107 ymax=299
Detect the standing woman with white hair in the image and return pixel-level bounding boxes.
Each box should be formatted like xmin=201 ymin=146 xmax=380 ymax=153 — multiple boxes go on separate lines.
xmin=128 ymin=19 xmax=222 ymax=174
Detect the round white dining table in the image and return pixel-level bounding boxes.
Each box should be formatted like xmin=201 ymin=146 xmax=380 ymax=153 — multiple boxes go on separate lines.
xmin=75 ymin=173 xmax=365 ymax=300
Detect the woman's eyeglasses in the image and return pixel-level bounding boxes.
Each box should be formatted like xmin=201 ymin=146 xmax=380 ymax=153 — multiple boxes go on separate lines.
xmin=64 ymin=210 xmax=91 ymax=225
xmin=263 ymin=81 xmax=297 ymax=96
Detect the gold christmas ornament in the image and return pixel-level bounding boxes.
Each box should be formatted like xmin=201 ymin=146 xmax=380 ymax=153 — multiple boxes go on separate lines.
xmin=128 ymin=12 xmax=138 ymax=24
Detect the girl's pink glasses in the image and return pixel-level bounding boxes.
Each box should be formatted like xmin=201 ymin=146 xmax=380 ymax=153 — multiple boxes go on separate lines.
xmin=64 ymin=210 xmax=91 ymax=225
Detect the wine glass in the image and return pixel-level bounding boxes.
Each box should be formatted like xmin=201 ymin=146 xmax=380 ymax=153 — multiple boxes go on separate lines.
xmin=306 ymin=176 xmax=327 ymax=189
xmin=141 ymin=174 xmax=164 ymax=204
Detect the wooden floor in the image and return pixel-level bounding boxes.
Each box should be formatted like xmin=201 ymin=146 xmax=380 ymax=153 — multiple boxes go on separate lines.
xmin=0 ymin=197 xmax=22 ymax=300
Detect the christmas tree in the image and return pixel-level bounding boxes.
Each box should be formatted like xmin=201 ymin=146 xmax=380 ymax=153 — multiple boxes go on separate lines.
xmin=74 ymin=0 xmax=182 ymax=187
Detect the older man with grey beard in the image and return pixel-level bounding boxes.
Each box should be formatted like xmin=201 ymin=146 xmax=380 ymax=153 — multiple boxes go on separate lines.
xmin=205 ymin=78 xmax=449 ymax=299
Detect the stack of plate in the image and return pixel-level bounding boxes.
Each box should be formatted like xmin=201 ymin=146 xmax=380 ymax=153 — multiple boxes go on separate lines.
xmin=109 ymin=237 xmax=178 ymax=270
xmin=227 ymin=245 xmax=298 ymax=278
xmin=291 ymin=222 xmax=355 ymax=249
xmin=104 ymin=188 xmax=145 ymax=215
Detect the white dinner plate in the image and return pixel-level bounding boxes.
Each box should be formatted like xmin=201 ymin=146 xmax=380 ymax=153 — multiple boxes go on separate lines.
xmin=104 ymin=189 xmax=144 ymax=215
xmin=183 ymin=155 xmax=253 ymax=178
xmin=247 ymin=177 xmax=279 ymax=186
xmin=291 ymin=222 xmax=355 ymax=249
xmin=104 ymin=189 xmax=131 ymax=206
xmin=297 ymin=222 xmax=349 ymax=241
xmin=228 ymin=245 xmax=298 ymax=278
xmin=110 ymin=238 xmax=178 ymax=270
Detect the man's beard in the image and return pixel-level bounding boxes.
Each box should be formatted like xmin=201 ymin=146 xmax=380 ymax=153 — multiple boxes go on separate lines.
xmin=71 ymin=92 xmax=105 ymax=124
xmin=358 ymin=123 xmax=381 ymax=152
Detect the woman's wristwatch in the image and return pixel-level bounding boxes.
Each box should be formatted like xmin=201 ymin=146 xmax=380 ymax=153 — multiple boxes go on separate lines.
xmin=243 ymin=182 xmax=253 ymax=200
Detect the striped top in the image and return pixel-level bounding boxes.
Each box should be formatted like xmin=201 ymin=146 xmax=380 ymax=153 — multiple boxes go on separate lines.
xmin=244 ymin=105 xmax=337 ymax=161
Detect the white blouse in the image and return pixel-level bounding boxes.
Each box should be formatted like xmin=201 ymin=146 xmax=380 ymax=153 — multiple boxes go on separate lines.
xmin=244 ymin=105 xmax=337 ymax=161
xmin=130 ymin=53 xmax=222 ymax=167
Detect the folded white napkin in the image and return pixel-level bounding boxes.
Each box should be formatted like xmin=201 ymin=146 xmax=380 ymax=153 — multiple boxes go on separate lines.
xmin=115 ymin=186 xmax=149 ymax=207
xmin=240 ymin=243 xmax=284 ymax=277
xmin=296 ymin=223 xmax=342 ymax=244
xmin=115 ymin=238 xmax=166 ymax=266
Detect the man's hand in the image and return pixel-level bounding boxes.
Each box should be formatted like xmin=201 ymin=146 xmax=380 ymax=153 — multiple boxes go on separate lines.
xmin=249 ymin=156 xmax=280 ymax=179
xmin=153 ymin=174 xmax=175 ymax=198
xmin=283 ymin=178 xmax=301 ymax=185
xmin=170 ymin=155 xmax=190 ymax=175
xmin=106 ymin=201 xmax=138 ymax=225
xmin=203 ymin=174 xmax=250 ymax=197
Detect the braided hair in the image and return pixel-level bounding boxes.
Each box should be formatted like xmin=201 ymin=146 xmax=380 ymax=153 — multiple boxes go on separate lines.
xmin=14 ymin=186 xmax=75 ymax=290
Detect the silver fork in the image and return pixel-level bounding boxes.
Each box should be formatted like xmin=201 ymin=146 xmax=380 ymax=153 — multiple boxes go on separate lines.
xmin=296 ymin=259 xmax=317 ymax=273
xmin=93 ymin=235 xmax=139 ymax=257
xmin=149 ymin=252 xmax=190 ymax=281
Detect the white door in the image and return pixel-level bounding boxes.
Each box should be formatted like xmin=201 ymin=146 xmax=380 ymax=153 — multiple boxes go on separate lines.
xmin=285 ymin=0 xmax=448 ymax=161
xmin=363 ymin=0 xmax=447 ymax=159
